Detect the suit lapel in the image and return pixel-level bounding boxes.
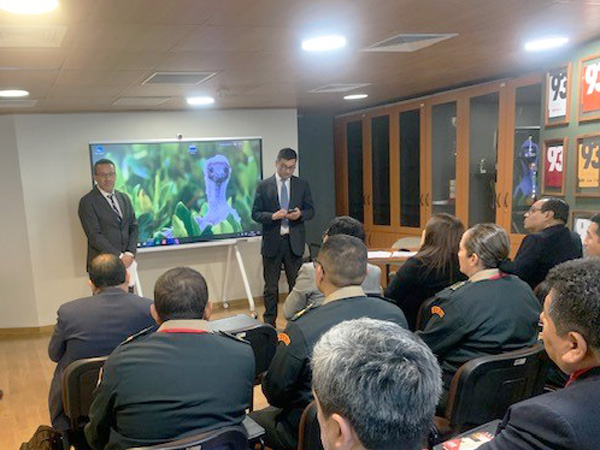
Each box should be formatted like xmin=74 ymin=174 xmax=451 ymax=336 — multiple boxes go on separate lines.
xmin=268 ymin=176 xmax=280 ymax=209
xmin=289 ymin=176 xmax=299 ymax=209
xmin=93 ymin=186 xmax=122 ymax=223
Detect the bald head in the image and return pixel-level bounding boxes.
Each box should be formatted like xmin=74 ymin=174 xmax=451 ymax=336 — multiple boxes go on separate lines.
xmin=89 ymin=254 xmax=127 ymax=290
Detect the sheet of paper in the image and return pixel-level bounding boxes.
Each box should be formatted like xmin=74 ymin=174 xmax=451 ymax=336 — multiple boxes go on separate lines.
xmin=391 ymin=251 xmax=417 ymax=258
xmin=367 ymin=251 xmax=392 ymax=258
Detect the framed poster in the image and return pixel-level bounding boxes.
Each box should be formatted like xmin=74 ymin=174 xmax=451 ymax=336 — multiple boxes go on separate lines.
xmin=570 ymin=210 xmax=598 ymax=245
xmin=578 ymin=54 xmax=600 ymax=123
xmin=575 ymin=134 xmax=600 ymax=196
xmin=545 ymin=64 xmax=571 ymax=127
xmin=542 ymin=138 xmax=567 ymax=195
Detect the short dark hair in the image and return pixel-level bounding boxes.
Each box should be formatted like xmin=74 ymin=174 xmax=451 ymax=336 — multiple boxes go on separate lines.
xmin=318 ymin=235 xmax=367 ymax=287
xmin=324 ymin=216 xmax=366 ymax=243
xmin=153 ymin=267 xmax=209 ymax=321
xmin=540 ymin=197 xmax=569 ymax=223
xmin=590 ymin=214 xmax=600 ymax=238
xmin=312 ymin=318 xmax=441 ymax=450
xmin=93 ymin=159 xmax=115 ymax=175
xmin=89 ymin=254 xmax=126 ymax=289
xmin=276 ymin=147 xmax=297 ymax=161
xmin=546 ymin=258 xmax=600 ymax=350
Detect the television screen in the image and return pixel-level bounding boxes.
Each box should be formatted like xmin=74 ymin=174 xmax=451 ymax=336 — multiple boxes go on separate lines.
xmin=89 ymin=138 xmax=263 ymax=250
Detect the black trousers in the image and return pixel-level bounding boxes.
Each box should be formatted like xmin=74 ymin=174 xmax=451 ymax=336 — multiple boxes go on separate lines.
xmin=262 ymin=235 xmax=302 ymax=326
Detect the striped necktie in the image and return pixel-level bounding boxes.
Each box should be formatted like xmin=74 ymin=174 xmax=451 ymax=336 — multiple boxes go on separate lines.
xmin=108 ymin=194 xmax=122 ymax=221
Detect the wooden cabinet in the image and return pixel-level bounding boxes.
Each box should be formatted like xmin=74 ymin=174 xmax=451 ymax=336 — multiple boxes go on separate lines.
xmin=335 ymin=74 xmax=543 ymax=250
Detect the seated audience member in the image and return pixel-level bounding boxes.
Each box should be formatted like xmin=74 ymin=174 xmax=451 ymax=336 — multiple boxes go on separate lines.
xmin=85 ymin=267 xmax=255 ymax=450
xmin=534 ymin=281 xmax=568 ymax=388
xmin=282 ymin=216 xmax=381 ymax=320
xmin=251 ymin=235 xmax=408 ymax=450
xmin=385 ymin=213 xmax=466 ymax=330
xmin=514 ymin=197 xmax=582 ymax=289
xmin=48 ymin=254 xmax=155 ymax=434
xmin=312 ymin=318 xmax=442 ymax=450
xmin=583 ymin=213 xmax=600 ymax=256
xmin=417 ymin=224 xmax=540 ymax=409
xmin=480 ymin=258 xmax=600 ymax=450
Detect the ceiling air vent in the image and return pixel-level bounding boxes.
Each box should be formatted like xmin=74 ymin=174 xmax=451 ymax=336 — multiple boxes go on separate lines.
xmin=0 ymin=26 xmax=67 ymax=48
xmin=363 ymin=33 xmax=458 ymax=53
xmin=0 ymin=99 xmax=37 ymax=107
xmin=142 ymin=72 xmax=219 ymax=85
xmin=112 ymin=97 xmax=171 ymax=106
xmin=308 ymin=83 xmax=371 ymax=94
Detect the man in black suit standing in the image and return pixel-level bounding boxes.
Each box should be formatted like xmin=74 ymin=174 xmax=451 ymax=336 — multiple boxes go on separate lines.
xmin=78 ymin=159 xmax=138 ymax=276
xmin=252 ymin=148 xmax=314 ymax=326
xmin=514 ymin=197 xmax=582 ymax=289
xmin=480 ymin=258 xmax=600 ymax=450
xmin=48 ymin=254 xmax=155 ymax=438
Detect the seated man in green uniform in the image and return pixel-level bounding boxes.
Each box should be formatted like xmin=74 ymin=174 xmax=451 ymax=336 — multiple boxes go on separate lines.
xmin=250 ymin=235 xmax=408 ymax=450
xmin=85 ymin=267 xmax=255 ymax=450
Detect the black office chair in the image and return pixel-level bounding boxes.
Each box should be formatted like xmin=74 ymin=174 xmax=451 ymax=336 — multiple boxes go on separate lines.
xmin=210 ymin=314 xmax=277 ymax=411
xmin=62 ymin=356 xmax=108 ymax=449
xmin=434 ymin=342 xmax=549 ymax=442
xmin=297 ymin=401 xmax=323 ymax=450
xmin=127 ymin=426 xmax=249 ymax=450
xmin=415 ymin=296 xmax=437 ymax=331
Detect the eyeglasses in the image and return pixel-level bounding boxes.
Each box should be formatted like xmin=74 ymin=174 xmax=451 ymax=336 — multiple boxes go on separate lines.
xmin=527 ymin=206 xmax=543 ymax=214
xmin=96 ymin=172 xmax=116 ymax=179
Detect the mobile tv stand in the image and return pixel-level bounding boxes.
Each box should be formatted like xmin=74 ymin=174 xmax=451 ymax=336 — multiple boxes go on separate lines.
xmin=138 ymin=237 xmax=258 ymax=318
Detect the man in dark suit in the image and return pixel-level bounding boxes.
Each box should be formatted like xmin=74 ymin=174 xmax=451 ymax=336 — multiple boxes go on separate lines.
xmin=480 ymin=258 xmax=600 ymax=450
xmin=78 ymin=159 xmax=138 ymax=275
xmin=250 ymin=236 xmax=407 ymax=450
xmin=48 ymin=254 xmax=154 ymax=435
xmin=252 ymin=148 xmax=314 ymax=326
xmin=514 ymin=197 xmax=582 ymax=289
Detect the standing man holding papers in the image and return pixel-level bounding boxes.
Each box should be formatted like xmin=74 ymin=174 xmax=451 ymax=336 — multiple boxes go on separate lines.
xmin=79 ymin=159 xmax=139 ymax=291
xmin=252 ymin=148 xmax=314 ymax=326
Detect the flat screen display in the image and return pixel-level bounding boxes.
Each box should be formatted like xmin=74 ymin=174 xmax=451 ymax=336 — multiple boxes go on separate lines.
xmin=89 ymin=138 xmax=263 ymax=249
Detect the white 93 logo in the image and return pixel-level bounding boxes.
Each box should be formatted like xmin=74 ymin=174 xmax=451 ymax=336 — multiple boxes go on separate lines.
xmin=585 ymin=63 xmax=600 ymax=95
xmin=547 ymin=146 xmax=563 ymax=172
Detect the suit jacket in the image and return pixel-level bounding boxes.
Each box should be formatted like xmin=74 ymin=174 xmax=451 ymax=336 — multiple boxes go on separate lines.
xmin=78 ymin=186 xmax=138 ymax=270
xmin=480 ymin=367 xmax=600 ymax=450
xmin=48 ymin=287 xmax=155 ymax=431
xmin=252 ymin=175 xmax=314 ymax=257
xmin=282 ymin=262 xmax=382 ymax=319
xmin=514 ymin=224 xmax=582 ymax=289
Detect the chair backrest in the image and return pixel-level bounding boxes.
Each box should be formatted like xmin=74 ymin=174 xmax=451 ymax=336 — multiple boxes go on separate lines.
xmin=297 ymin=401 xmax=323 ymax=450
xmin=415 ymin=296 xmax=437 ymax=331
xmin=446 ymin=342 xmax=550 ymax=428
xmin=128 ymin=426 xmax=248 ymax=450
xmin=62 ymin=356 xmax=107 ymax=428
xmin=391 ymin=236 xmax=421 ymax=250
xmin=210 ymin=314 xmax=277 ymax=376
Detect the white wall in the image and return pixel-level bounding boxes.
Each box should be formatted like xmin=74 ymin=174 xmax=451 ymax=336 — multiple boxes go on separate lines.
xmin=2 ymin=108 xmax=297 ymax=328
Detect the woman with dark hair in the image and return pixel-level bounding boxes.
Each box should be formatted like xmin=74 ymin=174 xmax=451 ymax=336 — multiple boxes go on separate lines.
xmin=384 ymin=213 xmax=466 ymax=330
xmin=417 ymin=223 xmax=540 ymax=412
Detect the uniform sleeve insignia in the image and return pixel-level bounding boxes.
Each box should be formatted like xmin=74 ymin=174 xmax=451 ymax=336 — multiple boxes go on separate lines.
xmin=277 ymin=332 xmax=291 ymax=346
xmin=431 ymin=305 xmax=445 ymax=318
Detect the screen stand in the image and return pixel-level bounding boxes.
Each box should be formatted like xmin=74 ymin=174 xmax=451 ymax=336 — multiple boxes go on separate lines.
xmin=222 ymin=242 xmax=257 ymax=318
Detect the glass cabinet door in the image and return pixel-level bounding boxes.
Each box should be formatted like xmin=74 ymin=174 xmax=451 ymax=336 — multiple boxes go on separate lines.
xmin=346 ymin=120 xmax=364 ymax=222
xmin=371 ymin=115 xmax=391 ymax=226
xmin=510 ymin=84 xmax=542 ymax=234
xmin=431 ymin=101 xmax=457 ymax=215
xmin=399 ymin=109 xmax=421 ymax=227
xmin=468 ymin=92 xmax=500 ymax=226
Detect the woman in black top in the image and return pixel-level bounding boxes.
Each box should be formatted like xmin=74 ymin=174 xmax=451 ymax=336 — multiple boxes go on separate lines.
xmin=385 ymin=213 xmax=466 ymax=330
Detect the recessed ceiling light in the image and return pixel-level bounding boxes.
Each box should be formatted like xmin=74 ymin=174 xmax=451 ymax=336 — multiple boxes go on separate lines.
xmin=0 ymin=89 xmax=29 ymax=97
xmin=0 ymin=0 xmax=59 ymax=15
xmin=344 ymin=94 xmax=368 ymax=100
xmin=524 ymin=36 xmax=569 ymax=52
xmin=186 ymin=96 xmax=215 ymax=106
xmin=302 ymin=35 xmax=347 ymax=52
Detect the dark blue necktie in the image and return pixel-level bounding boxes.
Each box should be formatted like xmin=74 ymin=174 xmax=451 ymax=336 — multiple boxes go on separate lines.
xmin=281 ymin=181 xmax=289 ymax=227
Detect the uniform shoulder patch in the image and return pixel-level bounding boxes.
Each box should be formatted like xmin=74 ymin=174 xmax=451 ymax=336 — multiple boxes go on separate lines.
xmin=277 ymin=332 xmax=291 ymax=346
xmin=218 ymin=330 xmax=251 ymax=345
xmin=431 ymin=305 xmax=445 ymax=318
xmin=290 ymin=302 xmax=318 ymax=321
